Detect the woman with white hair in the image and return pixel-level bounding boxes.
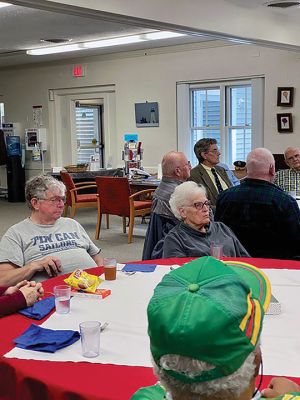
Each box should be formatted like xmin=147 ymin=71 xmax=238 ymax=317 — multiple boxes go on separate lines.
xmin=163 ymin=181 xmax=249 ymax=258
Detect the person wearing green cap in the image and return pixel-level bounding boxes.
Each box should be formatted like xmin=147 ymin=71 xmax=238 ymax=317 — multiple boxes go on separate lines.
xmin=130 ymin=256 xmax=300 ymax=400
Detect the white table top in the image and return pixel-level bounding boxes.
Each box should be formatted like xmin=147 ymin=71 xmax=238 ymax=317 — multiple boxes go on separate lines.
xmin=5 ymin=266 xmax=300 ymax=378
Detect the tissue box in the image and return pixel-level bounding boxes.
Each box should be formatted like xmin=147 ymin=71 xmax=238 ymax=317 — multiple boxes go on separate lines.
xmin=71 ymin=288 xmax=111 ymax=299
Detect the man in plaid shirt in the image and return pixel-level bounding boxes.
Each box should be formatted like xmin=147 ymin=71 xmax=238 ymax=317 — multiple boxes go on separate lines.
xmin=274 ymin=146 xmax=300 ymax=197
xmin=215 ymin=148 xmax=300 ymax=260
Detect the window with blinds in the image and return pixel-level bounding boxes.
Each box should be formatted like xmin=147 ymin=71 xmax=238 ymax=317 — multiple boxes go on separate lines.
xmin=75 ymin=106 xmax=102 ymax=165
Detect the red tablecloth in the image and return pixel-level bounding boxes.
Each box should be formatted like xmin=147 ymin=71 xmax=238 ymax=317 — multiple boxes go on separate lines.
xmin=0 ymin=257 xmax=299 ymax=400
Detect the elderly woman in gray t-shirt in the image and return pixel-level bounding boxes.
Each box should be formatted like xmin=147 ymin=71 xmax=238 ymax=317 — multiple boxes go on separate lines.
xmin=162 ymin=181 xmax=249 ymax=258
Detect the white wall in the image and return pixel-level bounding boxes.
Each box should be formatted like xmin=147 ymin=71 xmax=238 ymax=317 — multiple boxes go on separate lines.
xmin=0 ymin=42 xmax=299 ymax=182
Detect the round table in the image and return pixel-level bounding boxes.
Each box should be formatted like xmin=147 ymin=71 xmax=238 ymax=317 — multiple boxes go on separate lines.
xmin=0 ymin=257 xmax=300 ymax=400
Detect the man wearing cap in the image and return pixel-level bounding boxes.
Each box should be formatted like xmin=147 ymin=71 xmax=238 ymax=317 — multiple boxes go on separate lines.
xmin=274 ymin=146 xmax=300 ymax=197
xmin=188 ymin=138 xmax=232 ymax=211
xmin=131 ymin=256 xmax=300 ymax=400
xmin=233 ymin=160 xmax=247 ymax=181
xmin=215 ymin=148 xmax=300 ymax=260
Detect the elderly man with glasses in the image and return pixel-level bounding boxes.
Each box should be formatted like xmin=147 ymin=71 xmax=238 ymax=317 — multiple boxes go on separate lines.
xmin=162 ymin=181 xmax=249 ymax=258
xmin=0 ymin=175 xmax=102 ymax=286
xmin=274 ymin=146 xmax=300 ymax=197
xmin=189 ymin=138 xmax=233 ymax=211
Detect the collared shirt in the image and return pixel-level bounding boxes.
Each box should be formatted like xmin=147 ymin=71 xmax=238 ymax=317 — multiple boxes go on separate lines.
xmin=202 ymin=164 xmax=229 ymax=191
xmin=152 ymin=176 xmax=182 ymax=219
xmin=218 ymin=162 xmax=240 ymax=186
xmin=274 ymin=169 xmax=300 ymax=196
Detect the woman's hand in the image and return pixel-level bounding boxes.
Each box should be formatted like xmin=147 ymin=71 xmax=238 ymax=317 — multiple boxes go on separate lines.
xmin=3 ymin=280 xmax=29 ymax=295
xmin=19 ymin=282 xmax=44 ymax=306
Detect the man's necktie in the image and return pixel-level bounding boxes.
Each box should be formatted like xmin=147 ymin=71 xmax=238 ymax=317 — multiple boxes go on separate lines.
xmin=211 ymin=168 xmax=223 ymax=193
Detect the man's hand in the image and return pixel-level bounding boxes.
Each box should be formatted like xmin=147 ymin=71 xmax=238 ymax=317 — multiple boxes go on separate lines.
xmin=19 ymin=282 xmax=44 ymax=306
xmin=262 ymin=377 xmax=300 ymax=398
xmin=29 ymin=256 xmax=62 ymax=277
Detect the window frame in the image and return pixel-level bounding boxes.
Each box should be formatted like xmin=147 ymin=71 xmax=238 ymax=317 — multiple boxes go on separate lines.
xmin=177 ymin=77 xmax=264 ymax=167
xmin=190 ymin=80 xmax=252 ymax=166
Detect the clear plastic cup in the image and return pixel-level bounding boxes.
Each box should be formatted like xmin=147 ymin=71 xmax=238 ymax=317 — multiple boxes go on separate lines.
xmin=103 ymin=258 xmax=117 ymax=280
xmin=210 ymin=243 xmax=223 ymax=260
xmin=79 ymin=321 xmax=101 ymax=358
xmin=53 ymin=285 xmax=71 ymax=314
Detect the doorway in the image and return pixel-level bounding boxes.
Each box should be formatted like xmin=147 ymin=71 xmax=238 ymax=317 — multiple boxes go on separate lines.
xmin=75 ymin=101 xmax=104 ymax=167
xmin=48 ymin=85 xmax=116 ymax=168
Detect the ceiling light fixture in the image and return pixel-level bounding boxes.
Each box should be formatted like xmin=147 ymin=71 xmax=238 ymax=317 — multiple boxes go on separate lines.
xmin=0 ymin=2 xmax=12 ymax=8
xmin=27 ymin=44 xmax=83 ymax=56
xmin=83 ymin=34 xmax=145 ymax=49
xmin=26 ymin=31 xmax=187 ymax=56
xmin=145 ymin=31 xmax=185 ymax=40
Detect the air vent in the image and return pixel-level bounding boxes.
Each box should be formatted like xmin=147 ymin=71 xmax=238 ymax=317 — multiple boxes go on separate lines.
xmin=40 ymin=39 xmax=72 ymax=44
xmin=266 ymin=0 xmax=300 ymax=8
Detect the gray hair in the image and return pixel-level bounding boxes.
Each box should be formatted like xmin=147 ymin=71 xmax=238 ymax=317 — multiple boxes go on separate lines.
xmin=161 ymin=151 xmax=188 ymax=177
xmin=25 ymin=174 xmax=66 ymax=210
xmin=153 ymin=351 xmax=256 ymax=400
xmin=194 ymin=138 xmax=217 ymax=163
xmin=169 ymin=181 xmax=207 ymax=220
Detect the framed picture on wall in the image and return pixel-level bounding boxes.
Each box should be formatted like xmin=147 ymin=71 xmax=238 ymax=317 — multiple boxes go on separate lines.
xmin=277 ymin=113 xmax=293 ymax=133
xmin=277 ymin=87 xmax=294 ymax=107
xmin=135 ymin=102 xmax=159 ymax=127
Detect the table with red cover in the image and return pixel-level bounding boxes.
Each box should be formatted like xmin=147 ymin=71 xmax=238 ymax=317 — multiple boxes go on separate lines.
xmin=0 ymin=257 xmax=299 ymax=400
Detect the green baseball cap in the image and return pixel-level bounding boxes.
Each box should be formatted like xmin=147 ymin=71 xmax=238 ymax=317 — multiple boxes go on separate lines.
xmin=148 ymin=256 xmax=271 ymax=383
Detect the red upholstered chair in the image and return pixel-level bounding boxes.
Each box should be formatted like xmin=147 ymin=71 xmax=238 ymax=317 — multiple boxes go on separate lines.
xmin=60 ymin=171 xmax=99 ymax=218
xmin=95 ymin=176 xmax=154 ymax=244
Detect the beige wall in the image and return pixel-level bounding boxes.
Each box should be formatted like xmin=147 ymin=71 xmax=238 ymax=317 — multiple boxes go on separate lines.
xmin=0 ymin=42 xmax=299 ymax=184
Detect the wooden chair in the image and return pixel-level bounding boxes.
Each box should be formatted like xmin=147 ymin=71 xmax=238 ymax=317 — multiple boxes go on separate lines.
xmin=95 ymin=176 xmax=154 ymax=244
xmin=60 ymin=171 xmax=99 ymax=218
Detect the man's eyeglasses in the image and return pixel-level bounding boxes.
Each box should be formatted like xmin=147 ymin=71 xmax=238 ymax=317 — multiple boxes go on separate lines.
xmin=38 ymin=196 xmax=66 ymax=205
xmin=189 ymin=200 xmax=211 ymax=210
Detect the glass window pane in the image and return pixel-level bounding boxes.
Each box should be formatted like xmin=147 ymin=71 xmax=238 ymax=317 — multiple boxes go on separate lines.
xmin=191 ymin=88 xmax=220 ymax=127
xmin=230 ymin=86 xmax=252 ymax=126
xmin=76 ymin=107 xmax=100 ymax=164
xmin=207 ymin=90 xmax=220 ymax=126
xmin=192 ymin=90 xmax=205 ymax=127
xmin=228 ymin=128 xmax=251 ymax=165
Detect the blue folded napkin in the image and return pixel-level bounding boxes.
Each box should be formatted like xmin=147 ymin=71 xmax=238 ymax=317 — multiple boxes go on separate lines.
xmin=14 ymin=324 xmax=80 ymax=353
xmin=123 ymin=264 xmax=157 ymax=273
xmin=18 ymin=297 xmax=55 ymax=320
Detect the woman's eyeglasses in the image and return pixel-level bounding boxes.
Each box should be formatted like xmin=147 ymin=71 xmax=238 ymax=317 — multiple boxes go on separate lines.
xmin=187 ymin=200 xmax=211 ymax=210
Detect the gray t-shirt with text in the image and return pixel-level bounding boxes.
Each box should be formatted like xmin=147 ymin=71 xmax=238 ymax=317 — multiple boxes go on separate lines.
xmin=0 ymin=217 xmax=100 ymax=281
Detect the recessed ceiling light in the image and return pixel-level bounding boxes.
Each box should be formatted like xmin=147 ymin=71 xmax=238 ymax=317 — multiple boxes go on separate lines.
xmin=145 ymin=31 xmax=185 ymax=40
xmin=83 ymin=35 xmax=145 ymax=49
xmin=26 ymin=31 xmax=187 ymax=56
xmin=27 ymin=44 xmax=83 ymax=56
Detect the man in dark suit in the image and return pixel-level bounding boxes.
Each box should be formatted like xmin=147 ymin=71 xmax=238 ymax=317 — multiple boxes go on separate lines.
xmin=189 ymin=138 xmax=232 ymax=211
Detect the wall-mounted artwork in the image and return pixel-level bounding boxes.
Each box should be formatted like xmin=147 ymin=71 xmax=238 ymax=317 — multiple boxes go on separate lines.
xmin=277 ymin=113 xmax=293 ymax=133
xmin=135 ymin=102 xmax=159 ymax=127
xmin=277 ymin=87 xmax=294 ymax=107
